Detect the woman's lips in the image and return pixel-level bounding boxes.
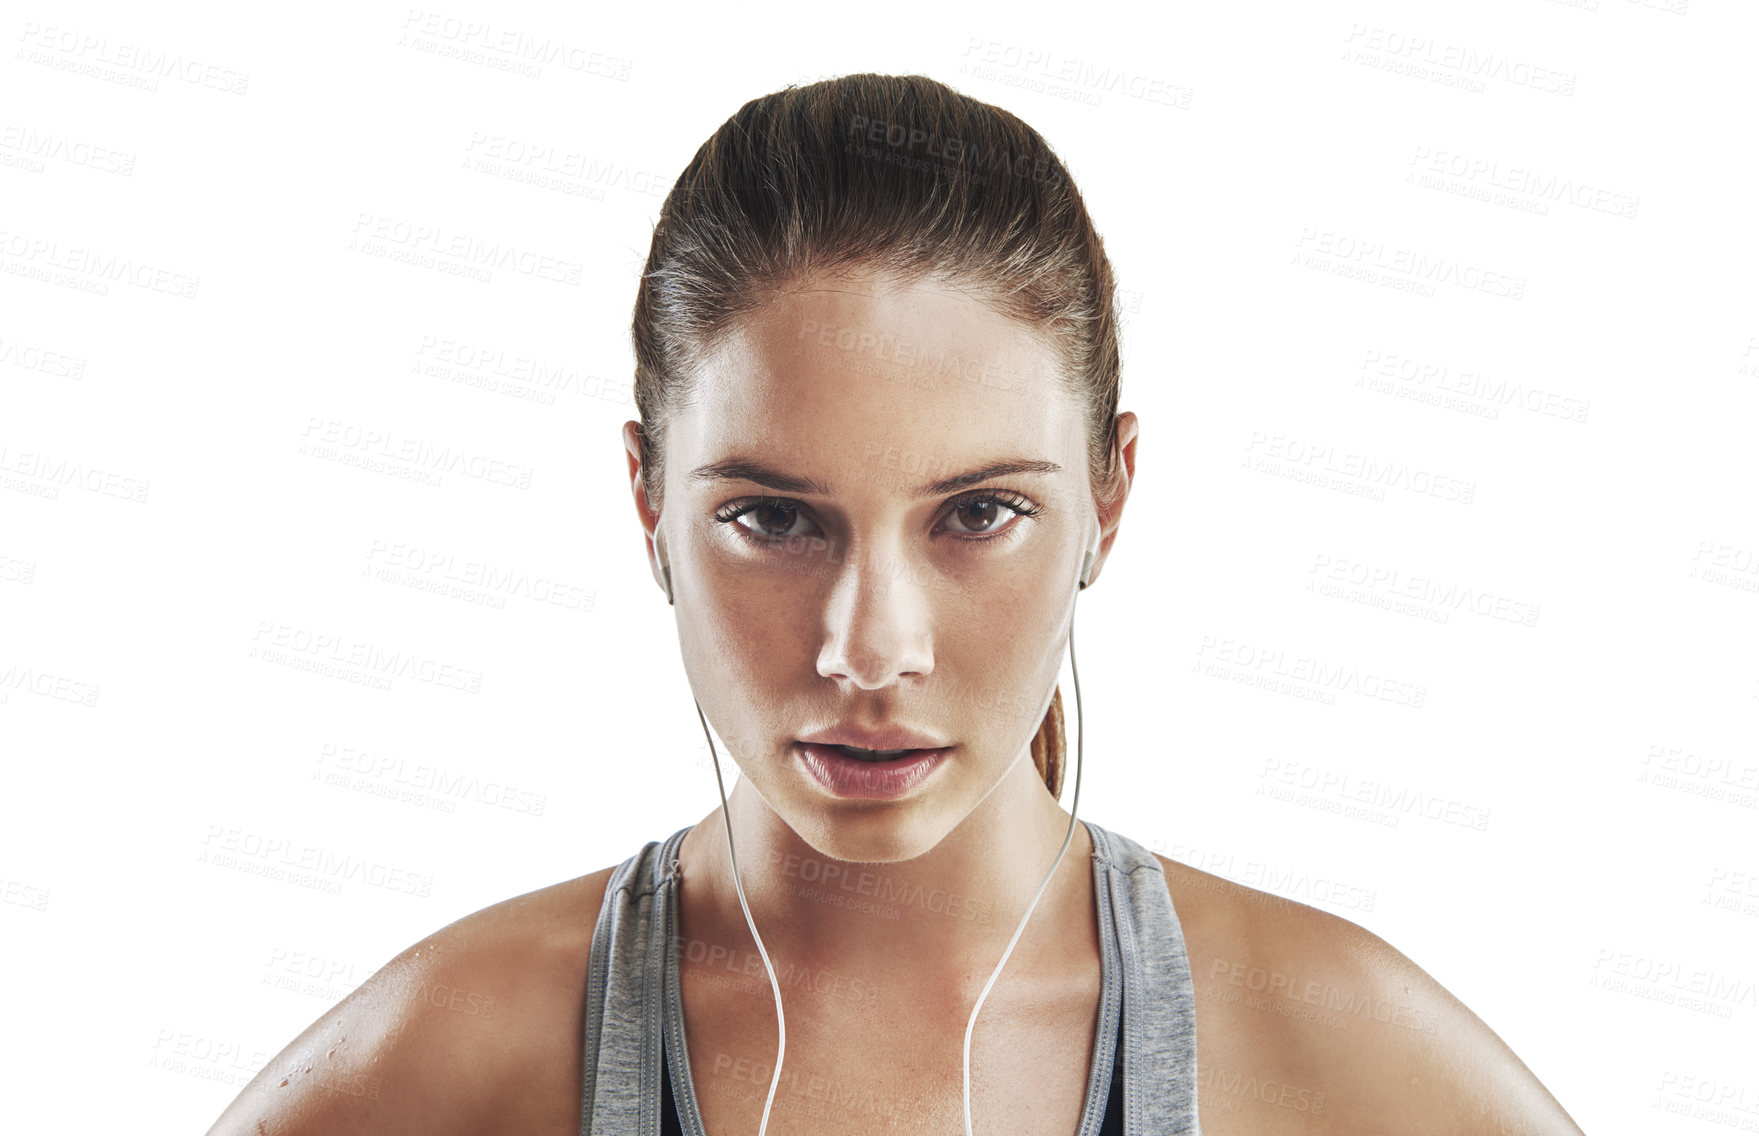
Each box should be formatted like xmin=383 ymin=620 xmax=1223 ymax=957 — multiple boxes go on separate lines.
xmin=794 ymin=742 xmax=949 ymax=800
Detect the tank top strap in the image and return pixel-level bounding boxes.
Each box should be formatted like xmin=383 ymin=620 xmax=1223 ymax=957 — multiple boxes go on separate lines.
xmin=1086 ymin=820 xmax=1203 ymax=1134
xmin=581 ymin=825 xmax=692 ymax=1136
xmin=582 ymin=822 xmax=1198 ymax=1135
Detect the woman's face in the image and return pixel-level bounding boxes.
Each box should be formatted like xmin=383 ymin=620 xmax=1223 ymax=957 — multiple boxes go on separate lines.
xmin=637 ymin=270 xmax=1113 ymax=863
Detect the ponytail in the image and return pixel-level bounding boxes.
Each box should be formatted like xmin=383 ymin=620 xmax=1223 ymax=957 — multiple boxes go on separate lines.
xmin=1029 ymin=685 xmax=1066 ymax=797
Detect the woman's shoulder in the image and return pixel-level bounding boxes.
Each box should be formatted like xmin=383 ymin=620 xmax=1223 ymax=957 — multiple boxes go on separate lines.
xmin=206 ymin=864 xmax=623 ymax=1136
xmin=1149 ymin=851 xmax=1583 ymax=1135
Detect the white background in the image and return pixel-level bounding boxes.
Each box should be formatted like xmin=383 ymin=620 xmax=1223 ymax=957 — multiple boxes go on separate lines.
xmin=3 ymin=1 xmax=1756 ymax=1133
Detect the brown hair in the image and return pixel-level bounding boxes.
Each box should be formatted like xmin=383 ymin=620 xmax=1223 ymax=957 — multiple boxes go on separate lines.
xmin=631 ymin=73 xmax=1122 ymax=798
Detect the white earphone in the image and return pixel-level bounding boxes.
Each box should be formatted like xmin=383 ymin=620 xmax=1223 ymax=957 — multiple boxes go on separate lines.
xmin=658 ymin=520 xmax=1100 ymax=1136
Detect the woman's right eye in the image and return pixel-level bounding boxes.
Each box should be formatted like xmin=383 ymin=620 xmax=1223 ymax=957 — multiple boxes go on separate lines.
xmin=722 ymin=499 xmax=820 ymax=541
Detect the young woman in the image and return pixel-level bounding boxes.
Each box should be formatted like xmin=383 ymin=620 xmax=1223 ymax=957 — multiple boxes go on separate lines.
xmin=208 ymin=73 xmax=1585 ymax=1136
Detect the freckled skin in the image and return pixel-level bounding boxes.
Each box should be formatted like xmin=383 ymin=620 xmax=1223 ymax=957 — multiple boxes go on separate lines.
xmin=205 ymin=272 xmax=1584 ymax=1136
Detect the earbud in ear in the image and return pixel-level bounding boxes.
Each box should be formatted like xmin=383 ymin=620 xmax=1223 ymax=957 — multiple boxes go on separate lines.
xmin=1078 ymin=524 xmax=1101 ymax=591
xmin=656 ymin=534 xmax=674 ymax=606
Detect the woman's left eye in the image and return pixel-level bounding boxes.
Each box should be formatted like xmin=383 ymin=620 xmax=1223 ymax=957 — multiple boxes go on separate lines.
xmin=942 ymin=493 xmax=1033 ymax=536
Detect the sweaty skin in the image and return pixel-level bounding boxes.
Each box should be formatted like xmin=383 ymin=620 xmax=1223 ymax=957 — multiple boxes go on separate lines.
xmin=206 ymin=271 xmax=1585 ymax=1136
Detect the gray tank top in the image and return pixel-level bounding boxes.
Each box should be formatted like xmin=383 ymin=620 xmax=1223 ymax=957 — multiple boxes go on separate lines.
xmin=579 ymin=819 xmax=1201 ymax=1134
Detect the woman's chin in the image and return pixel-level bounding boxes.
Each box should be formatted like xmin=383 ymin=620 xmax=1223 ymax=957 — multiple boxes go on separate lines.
xmin=788 ymin=806 xmax=952 ymax=866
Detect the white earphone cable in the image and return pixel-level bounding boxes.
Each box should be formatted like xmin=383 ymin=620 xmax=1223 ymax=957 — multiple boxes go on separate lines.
xmin=696 ymin=698 xmax=787 ymax=1136
xmin=960 ymin=581 xmax=1084 ymax=1136
xmin=685 ymin=543 xmax=1090 ymax=1136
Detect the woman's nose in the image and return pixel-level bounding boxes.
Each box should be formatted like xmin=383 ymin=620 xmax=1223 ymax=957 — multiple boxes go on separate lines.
xmin=815 ymin=546 xmax=936 ymax=689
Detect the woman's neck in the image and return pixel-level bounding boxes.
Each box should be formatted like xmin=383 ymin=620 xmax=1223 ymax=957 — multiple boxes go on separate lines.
xmin=674 ymin=754 xmax=1096 ymax=1008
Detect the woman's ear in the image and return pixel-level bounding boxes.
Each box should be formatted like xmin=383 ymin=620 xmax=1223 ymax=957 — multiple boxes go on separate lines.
xmin=1084 ymin=411 xmax=1139 ymax=590
xmin=622 ymin=421 xmax=671 ymax=604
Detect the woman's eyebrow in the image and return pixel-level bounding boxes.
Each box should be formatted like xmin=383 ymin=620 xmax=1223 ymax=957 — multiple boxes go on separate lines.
xmin=688 ymin=457 xmax=1062 ymax=498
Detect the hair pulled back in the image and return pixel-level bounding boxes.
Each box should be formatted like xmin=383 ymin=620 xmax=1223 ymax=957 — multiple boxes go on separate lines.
xmin=633 ymin=73 xmax=1123 ymax=797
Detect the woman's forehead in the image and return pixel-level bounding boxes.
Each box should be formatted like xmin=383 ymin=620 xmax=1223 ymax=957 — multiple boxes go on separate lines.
xmin=674 ymin=290 xmax=1085 ymax=499
xmin=698 ymin=274 xmax=1072 ymax=416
